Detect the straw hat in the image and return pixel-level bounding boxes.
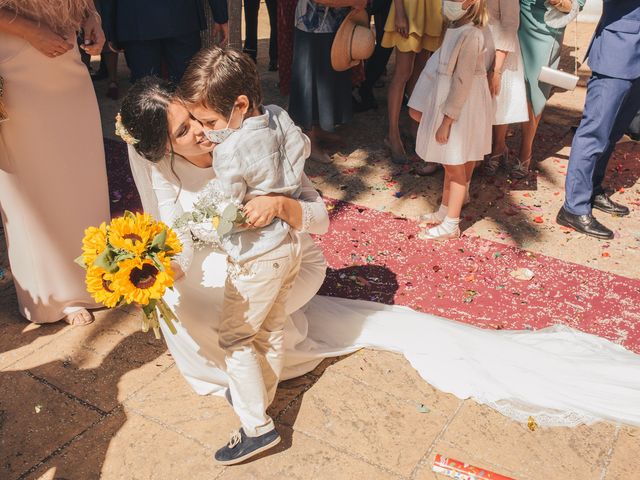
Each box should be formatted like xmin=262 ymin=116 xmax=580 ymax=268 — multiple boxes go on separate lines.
xmin=331 ymin=9 xmax=375 ymax=72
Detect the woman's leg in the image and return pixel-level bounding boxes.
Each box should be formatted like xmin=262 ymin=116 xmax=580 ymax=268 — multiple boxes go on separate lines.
xmin=308 ymin=127 xmax=333 ymax=164
xmin=386 ymin=50 xmax=416 ymax=161
xmin=515 ymin=102 xmax=542 ymax=176
xmin=105 ymin=51 xmax=119 ymax=99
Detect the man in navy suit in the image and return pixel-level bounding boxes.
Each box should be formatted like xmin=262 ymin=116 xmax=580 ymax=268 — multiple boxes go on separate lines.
xmin=557 ymin=0 xmax=640 ymax=239
xmin=115 ymin=0 xmax=228 ymax=83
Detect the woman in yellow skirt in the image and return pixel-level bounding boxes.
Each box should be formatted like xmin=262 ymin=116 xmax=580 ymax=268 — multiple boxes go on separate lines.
xmin=382 ymin=0 xmax=442 ymax=167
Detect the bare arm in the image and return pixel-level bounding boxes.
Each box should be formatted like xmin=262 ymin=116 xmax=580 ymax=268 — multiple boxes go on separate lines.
xmin=243 ymin=174 xmax=329 ymax=234
xmin=0 ymin=8 xmax=74 ymax=57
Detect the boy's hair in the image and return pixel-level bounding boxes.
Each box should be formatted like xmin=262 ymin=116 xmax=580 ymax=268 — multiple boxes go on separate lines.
xmin=178 ymin=47 xmax=263 ymax=117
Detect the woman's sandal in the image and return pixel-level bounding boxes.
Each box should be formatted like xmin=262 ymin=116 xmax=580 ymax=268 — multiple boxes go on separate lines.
xmin=414 ymin=162 xmax=441 ymax=176
xmin=483 ymin=150 xmax=508 ymax=176
xmin=309 ymin=149 xmax=333 ymax=164
xmin=384 ymin=138 xmax=409 ymax=165
xmin=510 ymin=155 xmax=531 ymax=179
xmin=63 ymin=308 xmax=94 ymax=326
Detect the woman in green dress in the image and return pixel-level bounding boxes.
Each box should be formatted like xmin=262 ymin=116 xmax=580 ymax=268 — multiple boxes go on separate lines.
xmin=514 ymin=0 xmax=584 ymax=178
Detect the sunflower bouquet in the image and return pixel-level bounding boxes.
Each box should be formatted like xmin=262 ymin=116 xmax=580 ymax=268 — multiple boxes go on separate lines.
xmin=173 ymin=179 xmax=247 ymax=247
xmin=77 ymin=211 xmax=182 ymax=339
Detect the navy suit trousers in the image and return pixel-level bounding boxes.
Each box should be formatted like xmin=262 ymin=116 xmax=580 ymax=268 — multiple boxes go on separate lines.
xmin=564 ymin=73 xmax=640 ymax=215
xmin=123 ymin=31 xmax=202 ymax=84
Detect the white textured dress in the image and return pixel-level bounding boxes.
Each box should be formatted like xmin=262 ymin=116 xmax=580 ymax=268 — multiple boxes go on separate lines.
xmin=409 ymin=24 xmax=493 ymax=165
xmin=127 ymin=146 xmax=640 ymax=428
xmin=486 ymin=0 xmax=529 ymax=125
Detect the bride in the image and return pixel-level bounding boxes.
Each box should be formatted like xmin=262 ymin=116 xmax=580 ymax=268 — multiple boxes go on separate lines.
xmin=120 ymin=77 xmax=640 ymax=449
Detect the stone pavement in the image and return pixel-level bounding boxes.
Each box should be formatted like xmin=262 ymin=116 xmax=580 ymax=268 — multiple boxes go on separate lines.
xmin=2 ymin=12 xmax=640 ymax=480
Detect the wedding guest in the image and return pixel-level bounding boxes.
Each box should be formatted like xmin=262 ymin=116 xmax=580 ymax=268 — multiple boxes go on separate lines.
xmin=382 ymin=0 xmax=442 ymax=167
xmin=409 ymin=0 xmax=492 ymax=240
xmin=244 ymin=0 xmax=278 ymax=70
xmin=288 ymin=0 xmax=367 ymax=164
xmin=482 ymin=0 xmax=528 ymax=175
xmin=91 ymin=0 xmax=120 ymax=100
xmin=114 ymin=0 xmax=228 ymax=83
xmin=515 ymin=0 xmax=585 ymax=178
xmin=557 ymin=0 xmax=640 ymax=239
xmin=0 ymin=0 xmax=111 ymax=325
xmin=354 ymin=0 xmax=393 ymax=112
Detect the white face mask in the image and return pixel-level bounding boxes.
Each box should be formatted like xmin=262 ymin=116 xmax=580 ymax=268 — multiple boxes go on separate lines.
xmin=204 ymin=105 xmax=241 ymax=144
xmin=443 ymin=1 xmax=467 ymax=22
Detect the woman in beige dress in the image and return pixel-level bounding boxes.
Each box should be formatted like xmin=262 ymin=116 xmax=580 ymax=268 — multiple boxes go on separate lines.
xmin=0 ymin=0 xmax=110 ymax=325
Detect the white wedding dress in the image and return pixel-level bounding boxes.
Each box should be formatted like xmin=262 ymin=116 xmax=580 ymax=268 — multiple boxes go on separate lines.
xmin=129 ymin=147 xmax=640 ymax=428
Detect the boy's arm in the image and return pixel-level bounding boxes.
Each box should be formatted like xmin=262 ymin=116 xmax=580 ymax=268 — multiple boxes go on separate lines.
xmin=213 ymin=150 xmax=247 ymax=203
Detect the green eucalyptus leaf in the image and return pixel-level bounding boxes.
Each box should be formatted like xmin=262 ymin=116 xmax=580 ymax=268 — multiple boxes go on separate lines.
xmin=74 ymin=255 xmax=88 ymax=269
xmin=93 ymin=248 xmax=118 ymax=273
xmin=151 ymin=230 xmax=167 ymax=250
xmin=221 ymin=204 xmax=239 ymax=221
xmin=217 ymin=219 xmax=234 ymax=236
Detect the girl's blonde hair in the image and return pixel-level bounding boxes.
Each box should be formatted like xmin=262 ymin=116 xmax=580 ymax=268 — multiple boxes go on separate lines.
xmin=460 ymin=0 xmax=489 ymax=28
xmin=0 ymin=0 xmax=91 ymax=35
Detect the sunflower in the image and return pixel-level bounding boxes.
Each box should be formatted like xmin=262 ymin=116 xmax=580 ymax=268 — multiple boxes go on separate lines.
xmin=111 ymin=256 xmax=174 ymax=305
xmin=108 ymin=213 xmax=154 ymax=255
xmin=149 ymin=220 xmax=182 ymax=256
xmin=81 ymin=222 xmax=108 ymax=266
xmin=86 ymin=265 xmax=121 ymax=308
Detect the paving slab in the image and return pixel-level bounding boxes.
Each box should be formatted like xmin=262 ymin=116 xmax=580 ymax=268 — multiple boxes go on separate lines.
xmin=415 ymin=400 xmax=617 ymax=480
xmin=278 ymin=367 xmax=460 ymax=477
xmin=216 ymin=427 xmax=401 ymax=480
xmin=605 ymin=426 xmax=640 ymax=480
xmin=0 ymin=371 xmax=101 ymax=479
xmin=5 ymin=317 xmax=171 ymax=413
xmin=28 ymin=411 xmax=221 ymax=480
xmin=124 ymin=364 xmax=235 ymax=450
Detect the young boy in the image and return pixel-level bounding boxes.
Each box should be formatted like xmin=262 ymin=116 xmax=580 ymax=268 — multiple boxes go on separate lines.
xmin=179 ymin=47 xmax=310 ymax=464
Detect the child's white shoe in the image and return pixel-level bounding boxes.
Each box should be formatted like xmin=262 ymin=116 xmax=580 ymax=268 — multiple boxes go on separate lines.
xmin=418 ymin=216 xmax=461 ymax=241
xmin=418 ymin=226 xmax=461 ymax=241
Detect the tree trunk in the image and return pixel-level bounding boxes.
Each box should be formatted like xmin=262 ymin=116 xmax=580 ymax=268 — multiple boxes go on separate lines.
xmin=228 ymin=0 xmax=243 ymax=50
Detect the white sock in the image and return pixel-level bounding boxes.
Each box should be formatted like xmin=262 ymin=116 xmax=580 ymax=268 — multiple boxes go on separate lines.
xmin=439 ymin=216 xmax=460 ymax=234
xmin=437 ymin=204 xmax=449 ymax=220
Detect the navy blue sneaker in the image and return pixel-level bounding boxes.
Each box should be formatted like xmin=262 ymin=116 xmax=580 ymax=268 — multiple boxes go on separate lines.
xmin=214 ymin=428 xmax=280 ymax=465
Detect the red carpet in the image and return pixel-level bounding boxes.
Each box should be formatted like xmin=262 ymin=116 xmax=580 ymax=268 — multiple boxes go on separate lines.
xmin=105 ymin=139 xmax=640 ymax=353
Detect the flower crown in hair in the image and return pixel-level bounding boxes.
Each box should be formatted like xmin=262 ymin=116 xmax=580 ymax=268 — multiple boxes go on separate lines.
xmin=115 ymin=113 xmax=139 ymax=145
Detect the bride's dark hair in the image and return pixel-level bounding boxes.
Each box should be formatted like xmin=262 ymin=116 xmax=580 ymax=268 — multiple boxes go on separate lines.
xmin=119 ymin=76 xmax=175 ymax=163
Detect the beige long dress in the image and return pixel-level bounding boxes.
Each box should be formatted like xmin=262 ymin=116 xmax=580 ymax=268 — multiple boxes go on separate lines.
xmin=0 ymin=31 xmax=110 ymax=323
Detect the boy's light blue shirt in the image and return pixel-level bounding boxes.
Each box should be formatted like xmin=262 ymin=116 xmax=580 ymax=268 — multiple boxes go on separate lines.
xmin=213 ymin=104 xmax=310 ymax=263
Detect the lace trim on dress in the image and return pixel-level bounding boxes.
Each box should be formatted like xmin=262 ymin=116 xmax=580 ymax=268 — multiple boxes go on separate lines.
xmin=299 ymin=201 xmax=314 ymax=233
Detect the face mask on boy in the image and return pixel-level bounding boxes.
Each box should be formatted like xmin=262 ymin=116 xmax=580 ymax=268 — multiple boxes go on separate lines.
xmin=204 ymin=105 xmax=242 ymax=144
xmin=442 ymin=1 xmax=468 ymax=22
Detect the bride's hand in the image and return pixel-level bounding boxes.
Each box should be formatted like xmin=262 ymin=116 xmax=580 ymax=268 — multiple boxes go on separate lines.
xmin=23 ymin=22 xmax=74 ymax=58
xmin=242 ymin=195 xmax=283 ymax=228
xmin=171 ymin=262 xmax=185 ymax=282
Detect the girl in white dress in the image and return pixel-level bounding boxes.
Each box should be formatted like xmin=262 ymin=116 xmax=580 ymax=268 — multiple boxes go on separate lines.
xmin=483 ymin=0 xmax=529 ymax=176
xmin=408 ymin=0 xmax=493 ymax=240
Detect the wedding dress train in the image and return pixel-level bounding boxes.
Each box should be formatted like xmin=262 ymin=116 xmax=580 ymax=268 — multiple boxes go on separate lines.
xmin=129 ymin=146 xmax=640 ymax=428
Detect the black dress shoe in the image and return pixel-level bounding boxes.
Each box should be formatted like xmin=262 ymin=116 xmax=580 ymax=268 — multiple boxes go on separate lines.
xmin=592 ymin=193 xmax=630 ymax=216
xmin=556 ymin=207 xmax=613 ymax=239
